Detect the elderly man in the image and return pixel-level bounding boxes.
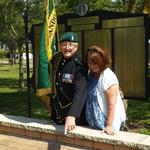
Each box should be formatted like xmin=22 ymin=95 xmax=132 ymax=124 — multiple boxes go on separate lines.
xmin=50 ymin=32 xmax=87 ymax=134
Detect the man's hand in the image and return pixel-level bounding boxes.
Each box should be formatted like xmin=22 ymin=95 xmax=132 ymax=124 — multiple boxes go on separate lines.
xmin=64 ymin=116 xmax=76 ymax=135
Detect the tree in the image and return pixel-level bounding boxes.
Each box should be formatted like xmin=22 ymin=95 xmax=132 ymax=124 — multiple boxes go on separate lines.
xmin=127 ymin=0 xmax=137 ymax=13
xmin=127 ymin=0 xmax=150 ymax=14
xmin=56 ymin=0 xmax=150 ymax=15
xmin=56 ymin=0 xmax=114 ymax=15
xmin=0 ymin=0 xmax=45 ymax=89
xmin=142 ymin=0 xmax=150 ymax=14
xmin=112 ymin=0 xmax=127 ymax=12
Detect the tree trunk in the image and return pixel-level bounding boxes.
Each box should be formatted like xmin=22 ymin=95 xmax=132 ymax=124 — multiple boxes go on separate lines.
xmin=127 ymin=0 xmax=137 ymax=13
xmin=18 ymin=46 xmax=24 ymax=90
xmin=142 ymin=0 xmax=150 ymax=14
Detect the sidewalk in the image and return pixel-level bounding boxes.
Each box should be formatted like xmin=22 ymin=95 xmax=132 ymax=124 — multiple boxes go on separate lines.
xmin=0 ymin=133 xmax=48 ymax=150
xmin=0 ymin=133 xmax=89 ymax=150
xmin=0 ymin=61 xmax=9 ymax=64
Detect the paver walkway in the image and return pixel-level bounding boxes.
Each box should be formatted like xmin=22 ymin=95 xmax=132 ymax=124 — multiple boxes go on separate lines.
xmin=0 ymin=133 xmax=48 ymax=150
xmin=0 ymin=133 xmax=89 ymax=150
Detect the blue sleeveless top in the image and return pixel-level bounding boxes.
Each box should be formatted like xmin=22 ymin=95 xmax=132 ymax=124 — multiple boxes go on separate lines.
xmin=85 ymin=73 xmax=106 ymax=129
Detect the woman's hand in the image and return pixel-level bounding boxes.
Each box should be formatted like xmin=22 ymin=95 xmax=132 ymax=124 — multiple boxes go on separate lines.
xmin=103 ymin=125 xmax=115 ymax=135
xmin=64 ymin=116 xmax=76 ymax=135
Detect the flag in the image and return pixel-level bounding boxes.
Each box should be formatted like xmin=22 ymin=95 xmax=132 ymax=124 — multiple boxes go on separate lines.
xmin=36 ymin=0 xmax=58 ymax=97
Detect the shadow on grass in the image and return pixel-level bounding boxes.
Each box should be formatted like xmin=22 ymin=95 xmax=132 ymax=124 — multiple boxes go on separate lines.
xmin=0 ymin=90 xmax=49 ymax=120
xmin=0 ymin=91 xmax=27 ymax=115
xmin=128 ymin=100 xmax=150 ymax=121
xmin=127 ymin=99 xmax=150 ymax=135
xmin=0 ymin=78 xmax=19 ymax=88
xmin=0 ymin=63 xmax=13 ymax=68
xmin=0 ymin=69 xmax=9 ymax=71
xmin=0 ymin=64 xmax=9 ymax=67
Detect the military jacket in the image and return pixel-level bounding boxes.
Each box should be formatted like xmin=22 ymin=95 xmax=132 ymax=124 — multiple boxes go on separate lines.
xmin=50 ymin=52 xmax=87 ymax=124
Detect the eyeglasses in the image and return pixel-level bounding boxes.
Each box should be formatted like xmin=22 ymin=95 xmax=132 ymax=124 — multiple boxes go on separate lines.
xmin=61 ymin=42 xmax=76 ymax=49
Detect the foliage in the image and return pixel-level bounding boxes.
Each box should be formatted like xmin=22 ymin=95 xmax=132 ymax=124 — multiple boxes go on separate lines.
xmin=0 ymin=0 xmax=45 ymax=51
xmin=0 ymin=0 xmax=24 ymax=50
xmin=56 ymin=0 xmax=117 ymax=15
xmin=55 ymin=0 xmax=148 ymax=15
xmin=136 ymin=0 xmax=145 ymax=13
xmin=0 ymin=0 xmax=148 ymax=51
xmin=86 ymin=0 xmax=113 ymax=12
xmin=0 ymin=49 xmax=8 ymax=59
xmin=112 ymin=0 xmax=127 ymax=12
xmin=127 ymin=0 xmax=146 ymax=13
xmin=0 ymin=0 xmax=46 ymax=89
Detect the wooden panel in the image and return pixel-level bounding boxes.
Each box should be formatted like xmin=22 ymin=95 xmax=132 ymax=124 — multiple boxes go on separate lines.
xmin=34 ymin=26 xmax=42 ymax=34
xmin=114 ymin=27 xmax=145 ymax=98
xmin=84 ymin=29 xmax=112 ymax=57
xmin=68 ymin=16 xmax=99 ymax=25
xmin=58 ymin=24 xmax=65 ymax=32
xmin=103 ymin=17 xmax=144 ymax=28
xmin=71 ymin=24 xmax=95 ymax=31
xmin=76 ymin=32 xmax=82 ymax=56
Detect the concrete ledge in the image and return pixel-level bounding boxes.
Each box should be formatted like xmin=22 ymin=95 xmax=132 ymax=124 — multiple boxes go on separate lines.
xmin=0 ymin=114 xmax=149 ymax=150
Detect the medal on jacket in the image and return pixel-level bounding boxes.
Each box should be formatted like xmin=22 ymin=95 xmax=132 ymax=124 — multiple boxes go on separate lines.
xmin=62 ymin=73 xmax=74 ymax=83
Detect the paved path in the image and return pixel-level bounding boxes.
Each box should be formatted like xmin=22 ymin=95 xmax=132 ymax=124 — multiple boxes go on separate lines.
xmin=0 ymin=133 xmax=89 ymax=150
xmin=0 ymin=133 xmax=48 ymax=150
xmin=0 ymin=61 xmax=9 ymax=64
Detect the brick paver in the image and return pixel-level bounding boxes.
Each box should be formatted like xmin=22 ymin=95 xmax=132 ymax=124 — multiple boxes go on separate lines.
xmin=0 ymin=133 xmax=48 ymax=150
xmin=0 ymin=133 xmax=92 ymax=150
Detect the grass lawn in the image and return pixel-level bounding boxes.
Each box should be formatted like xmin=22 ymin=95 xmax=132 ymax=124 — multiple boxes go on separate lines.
xmin=0 ymin=62 xmax=150 ymax=135
xmin=0 ymin=63 xmax=49 ymax=120
xmin=127 ymin=99 xmax=150 ymax=135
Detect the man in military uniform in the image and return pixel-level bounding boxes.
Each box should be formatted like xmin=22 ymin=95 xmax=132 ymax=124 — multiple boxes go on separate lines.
xmin=50 ymin=32 xmax=87 ymax=134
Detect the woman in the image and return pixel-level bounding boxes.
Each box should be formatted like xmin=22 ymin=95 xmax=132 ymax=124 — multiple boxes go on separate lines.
xmin=85 ymin=45 xmax=126 ymax=135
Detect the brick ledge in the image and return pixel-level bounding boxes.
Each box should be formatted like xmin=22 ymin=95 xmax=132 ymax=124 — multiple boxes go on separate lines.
xmin=0 ymin=114 xmax=149 ymax=150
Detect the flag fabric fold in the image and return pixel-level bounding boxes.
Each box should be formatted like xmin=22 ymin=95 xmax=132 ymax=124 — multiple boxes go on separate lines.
xmin=36 ymin=0 xmax=58 ymax=97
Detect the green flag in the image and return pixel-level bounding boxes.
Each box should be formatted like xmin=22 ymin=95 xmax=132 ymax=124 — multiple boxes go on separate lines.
xmin=36 ymin=0 xmax=58 ymax=96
